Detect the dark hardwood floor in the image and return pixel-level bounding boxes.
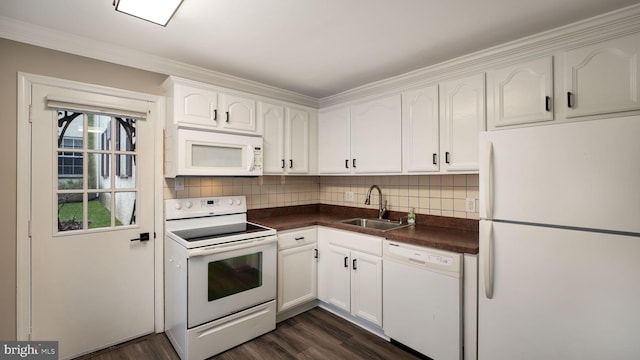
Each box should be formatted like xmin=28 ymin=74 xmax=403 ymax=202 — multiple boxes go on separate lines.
xmin=77 ymin=307 xmax=421 ymax=360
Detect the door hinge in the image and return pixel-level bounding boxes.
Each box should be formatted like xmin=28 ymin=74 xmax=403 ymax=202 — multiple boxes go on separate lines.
xmin=28 ymin=219 xmax=32 ymax=238
xmin=28 ymin=105 xmax=33 ymax=123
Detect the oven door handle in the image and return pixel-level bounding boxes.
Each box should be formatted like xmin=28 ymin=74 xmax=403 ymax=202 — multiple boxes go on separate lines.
xmin=187 ymin=235 xmax=277 ymax=257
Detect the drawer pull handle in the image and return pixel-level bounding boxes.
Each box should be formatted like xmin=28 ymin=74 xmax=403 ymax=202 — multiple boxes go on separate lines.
xmin=294 ymin=236 xmax=305 ymax=241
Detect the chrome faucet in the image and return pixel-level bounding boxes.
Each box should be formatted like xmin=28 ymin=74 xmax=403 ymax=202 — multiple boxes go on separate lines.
xmin=364 ymin=185 xmax=387 ymax=219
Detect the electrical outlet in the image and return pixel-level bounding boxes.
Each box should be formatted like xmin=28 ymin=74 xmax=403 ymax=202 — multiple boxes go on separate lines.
xmin=465 ymin=197 xmax=476 ymax=212
xmin=345 ymin=191 xmax=354 ymax=202
xmin=175 ymin=177 xmax=185 ymax=191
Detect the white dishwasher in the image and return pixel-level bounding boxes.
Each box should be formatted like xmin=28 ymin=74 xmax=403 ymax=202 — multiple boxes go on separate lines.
xmin=383 ymin=240 xmax=463 ymax=360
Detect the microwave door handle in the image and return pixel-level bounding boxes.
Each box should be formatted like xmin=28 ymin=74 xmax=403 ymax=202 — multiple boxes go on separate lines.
xmin=188 ymin=235 xmax=277 ymax=257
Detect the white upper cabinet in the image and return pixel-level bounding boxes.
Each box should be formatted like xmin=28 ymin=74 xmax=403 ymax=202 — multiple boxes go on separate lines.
xmin=318 ymin=95 xmax=401 ymax=174
xmin=286 ymin=108 xmax=311 ymax=174
xmin=262 ymin=102 xmax=286 ymax=173
xmin=487 ymin=56 xmax=554 ymax=129
xmin=170 ymin=81 xmax=219 ymax=127
xmin=402 ymin=85 xmax=440 ymax=173
xmin=219 ymin=93 xmax=257 ymax=132
xmin=350 ymin=95 xmax=402 ymax=174
xmin=262 ymin=103 xmax=312 ymax=174
xmin=163 ymin=76 xmax=259 ymax=134
xmin=318 ymin=107 xmax=351 ymax=174
xmin=439 ymin=73 xmax=486 ymax=172
xmin=564 ymin=32 xmax=640 ymax=118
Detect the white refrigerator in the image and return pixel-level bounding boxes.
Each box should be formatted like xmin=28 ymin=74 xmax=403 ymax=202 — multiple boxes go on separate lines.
xmin=478 ymin=115 xmax=640 ymax=360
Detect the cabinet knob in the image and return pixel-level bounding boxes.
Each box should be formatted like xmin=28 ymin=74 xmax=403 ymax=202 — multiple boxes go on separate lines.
xmin=432 ymin=153 xmax=437 ymax=165
xmin=345 ymin=159 xmax=349 ymax=169
xmin=344 ymin=256 xmax=349 ymax=268
xmin=289 ymin=159 xmax=293 ymax=169
xmin=445 ymin=152 xmax=451 ymax=164
xmin=567 ymin=92 xmax=574 ymax=108
xmin=226 ymin=111 xmax=230 ymax=122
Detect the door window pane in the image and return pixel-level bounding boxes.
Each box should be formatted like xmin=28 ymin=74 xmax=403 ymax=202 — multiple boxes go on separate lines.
xmin=87 ymin=192 xmax=114 ymax=229
xmin=58 ymin=193 xmax=84 ymax=231
xmin=57 ymin=112 xmax=83 ymax=149
xmin=115 ymin=192 xmax=136 ymax=227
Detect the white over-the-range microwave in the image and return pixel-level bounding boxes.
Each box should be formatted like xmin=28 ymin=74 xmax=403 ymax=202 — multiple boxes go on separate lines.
xmin=165 ymin=127 xmax=263 ymax=177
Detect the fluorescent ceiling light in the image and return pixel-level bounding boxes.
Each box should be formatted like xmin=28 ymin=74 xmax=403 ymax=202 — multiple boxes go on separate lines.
xmin=114 ymin=0 xmax=183 ymax=26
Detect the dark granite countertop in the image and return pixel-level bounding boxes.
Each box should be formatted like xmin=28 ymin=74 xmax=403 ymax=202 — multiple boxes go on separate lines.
xmin=248 ymin=204 xmax=479 ymax=254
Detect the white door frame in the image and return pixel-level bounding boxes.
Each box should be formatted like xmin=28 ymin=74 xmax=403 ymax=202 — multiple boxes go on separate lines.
xmin=16 ymin=72 xmax=165 ymax=340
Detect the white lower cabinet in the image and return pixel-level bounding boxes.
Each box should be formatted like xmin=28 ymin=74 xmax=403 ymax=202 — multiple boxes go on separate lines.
xmin=317 ymin=227 xmax=383 ymax=327
xmin=277 ymin=227 xmax=317 ymax=313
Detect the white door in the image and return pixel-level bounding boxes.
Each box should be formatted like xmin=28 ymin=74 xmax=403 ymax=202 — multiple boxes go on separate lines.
xmin=479 ymin=220 xmax=640 ymax=360
xmin=350 ymin=251 xmax=383 ymax=326
xmin=30 ymin=84 xmax=155 ymax=359
xmin=318 ymin=107 xmax=351 ymax=174
xmin=261 ymin=102 xmax=286 ymax=173
xmin=487 ymin=56 xmax=554 ymax=128
xmin=350 ymin=95 xmax=402 ymax=174
xmin=440 ymin=73 xmax=485 ymax=172
xmin=324 ymin=244 xmax=351 ymax=312
xmin=402 ymin=86 xmax=440 ymax=173
xmin=277 ymin=242 xmax=317 ymax=312
xmin=286 ymin=108 xmax=310 ymax=174
xmin=564 ymin=32 xmax=640 ymax=118
xmin=220 ymin=93 xmax=257 ymax=132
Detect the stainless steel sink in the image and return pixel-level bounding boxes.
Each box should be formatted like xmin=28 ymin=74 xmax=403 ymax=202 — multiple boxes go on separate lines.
xmin=339 ymin=218 xmax=410 ymax=232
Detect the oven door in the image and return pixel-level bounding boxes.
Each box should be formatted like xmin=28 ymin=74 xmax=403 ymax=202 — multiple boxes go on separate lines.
xmin=186 ymin=235 xmax=277 ymax=328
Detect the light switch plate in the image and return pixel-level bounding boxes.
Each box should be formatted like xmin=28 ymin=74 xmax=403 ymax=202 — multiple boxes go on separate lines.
xmin=345 ymin=191 xmax=354 ymax=202
xmin=465 ymin=197 xmax=476 ymax=212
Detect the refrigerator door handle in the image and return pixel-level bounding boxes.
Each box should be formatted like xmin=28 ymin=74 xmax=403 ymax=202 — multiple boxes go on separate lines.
xmin=483 ymin=221 xmax=494 ymax=299
xmin=482 ymin=141 xmax=494 ymax=219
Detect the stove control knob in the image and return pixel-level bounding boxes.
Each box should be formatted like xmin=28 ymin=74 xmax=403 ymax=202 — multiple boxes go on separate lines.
xmin=174 ymin=203 xmax=182 ymax=210
xmin=235 ymin=199 xmax=242 ymax=205
xmin=185 ymin=201 xmax=193 ymax=209
xmin=228 ymin=199 xmax=234 ymax=205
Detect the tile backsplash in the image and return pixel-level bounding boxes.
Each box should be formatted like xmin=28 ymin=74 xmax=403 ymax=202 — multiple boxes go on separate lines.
xmin=164 ymin=174 xmax=479 ymax=220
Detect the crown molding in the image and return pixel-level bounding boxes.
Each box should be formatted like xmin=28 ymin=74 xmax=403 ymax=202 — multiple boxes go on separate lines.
xmin=2 ymin=3 xmax=640 ymax=110
xmin=0 ymin=16 xmax=319 ymax=108
xmin=319 ymin=3 xmax=640 ymax=108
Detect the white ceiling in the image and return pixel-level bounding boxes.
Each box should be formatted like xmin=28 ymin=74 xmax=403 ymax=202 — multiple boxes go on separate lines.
xmin=1 ymin=0 xmax=639 ymax=99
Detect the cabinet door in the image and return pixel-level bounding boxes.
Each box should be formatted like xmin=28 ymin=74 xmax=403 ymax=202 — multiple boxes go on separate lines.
xmin=220 ymin=93 xmax=257 ymax=132
xmin=564 ymin=33 xmax=640 ymax=118
xmin=440 ymin=73 xmax=485 ymax=172
xmin=262 ymin=102 xmax=286 ymax=174
xmin=402 ymin=86 xmax=440 ymax=173
xmin=318 ymin=107 xmax=351 ymax=174
xmin=323 ymin=244 xmax=351 ymax=312
xmin=277 ymin=243 xmax=317 ymax=312
xmin=350 ymin=251 xmax=383 ymax=326
xmin=351 ymin=95 xmax=402 ymax=173
xmin=488 ymin=56 xmax=553 ymax=128
xmin=286 ymin=108 xmax=310 ymax=174
xmin=174 ymin=84 xmax=219 ymax=127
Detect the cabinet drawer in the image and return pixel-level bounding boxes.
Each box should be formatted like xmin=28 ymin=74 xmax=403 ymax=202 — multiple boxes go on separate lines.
xmin=320 ymin=227 xmax=382 ymax=256
xmin=278 ymin=227 xmax=317 ymax=250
